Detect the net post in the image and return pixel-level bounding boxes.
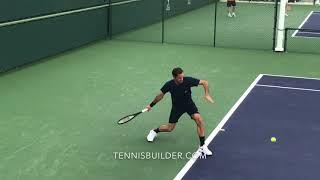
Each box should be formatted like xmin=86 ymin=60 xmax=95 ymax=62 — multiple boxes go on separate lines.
xmin=273 ymin=0 xmax=279 ymax=51
xmin=275 ymin=0 xmax=286 ymax=52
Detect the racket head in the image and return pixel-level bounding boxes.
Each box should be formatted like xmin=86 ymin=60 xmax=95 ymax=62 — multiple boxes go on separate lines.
xmin=117 ymin=109 xmax=148 ymax=125
xmin=117 ymin=114 xmax=137 ymax=124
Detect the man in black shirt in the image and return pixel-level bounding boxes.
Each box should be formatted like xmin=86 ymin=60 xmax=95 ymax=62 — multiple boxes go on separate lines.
xmin=146 ymin=67 xmax=214 ymax=155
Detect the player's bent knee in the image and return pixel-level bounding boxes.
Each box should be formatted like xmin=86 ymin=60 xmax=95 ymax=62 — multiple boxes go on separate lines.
xmin=192 ymin=113 xmax=202 ymax=121
xmin=167 ymin=124 xmax=176 ymax=132
xmin=192 ymin=115 xmax=204 ymax=127
xmin=197 ymin=119 xmax=204 ymax=127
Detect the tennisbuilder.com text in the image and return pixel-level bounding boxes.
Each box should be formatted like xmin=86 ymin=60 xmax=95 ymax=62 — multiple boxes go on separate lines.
xmin=113 ymin=151 xmax=207 ymax=160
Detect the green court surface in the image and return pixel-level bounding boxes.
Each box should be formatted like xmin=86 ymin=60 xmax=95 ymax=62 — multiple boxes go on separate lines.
xmin=1 ymin=40 xmax=320 ymax=180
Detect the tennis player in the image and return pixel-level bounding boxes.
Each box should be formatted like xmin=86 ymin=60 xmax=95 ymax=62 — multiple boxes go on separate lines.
xmin=285 ymin=0 xmax=292 ymax=16
xmin=227 ymin=0 xmax=236 ymax=17
xmin=146 ymin=67 xmax=214 ymax=155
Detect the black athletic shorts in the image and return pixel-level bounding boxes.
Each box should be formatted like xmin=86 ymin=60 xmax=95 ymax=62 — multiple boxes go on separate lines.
xmin=227 ymin=1 xmax=236 ymax=7
xmin=169 ymin=102 xmax=199 ymax=123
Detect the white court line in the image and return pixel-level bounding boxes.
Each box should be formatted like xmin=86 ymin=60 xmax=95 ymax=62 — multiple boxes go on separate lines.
xmin=296 ymin=31 xmax=320 ymax=35
xmin=173 ymin=74 xmax=264 ymax=180
xmin=292 ymin=11 xmax=314 ymax=37
xmin=291 ymin=35 xmax=320 ymax=39
xmin=256 ymin=84 xmax=320 ymax=92
xmin=262 ymin=74 xmax=320 ymax=81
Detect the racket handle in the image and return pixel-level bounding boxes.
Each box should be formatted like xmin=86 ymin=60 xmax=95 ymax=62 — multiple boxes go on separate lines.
xmin=142 ymin=108 xmax=148 ymax=113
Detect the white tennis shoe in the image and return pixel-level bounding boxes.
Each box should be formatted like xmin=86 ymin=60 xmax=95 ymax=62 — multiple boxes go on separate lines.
xmin=147 ymin=130 xmax=157 ymax=142
xmin=199 ymin=145 xmax=213 ymax=156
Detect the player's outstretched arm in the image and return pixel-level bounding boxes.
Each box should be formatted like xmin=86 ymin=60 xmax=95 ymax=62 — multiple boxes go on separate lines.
xmin=146 ymin=92 xmax=165 ymax=111
xmin=199 ymin=80 xmax=214 ymax=103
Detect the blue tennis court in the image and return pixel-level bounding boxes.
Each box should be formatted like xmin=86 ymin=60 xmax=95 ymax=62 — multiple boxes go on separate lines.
xmin=175 ymin=74 xmax=320 ymax=180
xmin=293 ymin=11 xmax=320 ymax=38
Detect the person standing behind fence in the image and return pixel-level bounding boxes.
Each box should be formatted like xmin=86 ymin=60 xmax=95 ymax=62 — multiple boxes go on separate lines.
xmin=286 ymin=0 xmax=292 ymax=16
xmin=227 ymin=0 xmax=237 ymax=17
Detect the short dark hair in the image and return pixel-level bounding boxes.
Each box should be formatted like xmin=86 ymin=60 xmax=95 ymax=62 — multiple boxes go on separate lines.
xmin=172 ymin=67 xmax=183 ymax=77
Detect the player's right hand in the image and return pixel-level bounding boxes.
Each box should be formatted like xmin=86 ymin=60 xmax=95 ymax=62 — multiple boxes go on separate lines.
xmin=204 ymin=95 xmax=214 ymax=104
xmin=146 ymin=105 xmax=152 ymax=111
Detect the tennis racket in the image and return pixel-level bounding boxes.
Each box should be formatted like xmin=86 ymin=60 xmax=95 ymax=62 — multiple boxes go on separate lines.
xmin=117 ymin=108 xmax=148 ymax=125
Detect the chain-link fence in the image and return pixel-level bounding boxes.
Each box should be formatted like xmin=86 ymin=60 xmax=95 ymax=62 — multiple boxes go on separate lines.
xmin=110 ymin=0 xmax=320 ymax=54
xmin=110 ymin=0 xmax=163 ymax=43
xmin=110 ymin=0 xmax=278 ymax=50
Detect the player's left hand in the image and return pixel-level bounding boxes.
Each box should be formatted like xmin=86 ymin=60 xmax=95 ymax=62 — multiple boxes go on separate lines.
xmin=204 ymin=95 xmax=214 ymax=103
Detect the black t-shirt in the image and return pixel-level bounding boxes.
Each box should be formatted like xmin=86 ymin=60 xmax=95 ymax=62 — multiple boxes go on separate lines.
xmin=160 ymin=76 xmax=200 ymax=106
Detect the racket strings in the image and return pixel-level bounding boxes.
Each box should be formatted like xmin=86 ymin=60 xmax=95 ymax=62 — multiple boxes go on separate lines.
xmin=118 ymin=115 xmax=135 ymax=124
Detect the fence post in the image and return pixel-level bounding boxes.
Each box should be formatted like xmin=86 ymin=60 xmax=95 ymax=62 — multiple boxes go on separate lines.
xmin=213 ymin=1 xmax=217 ymax=47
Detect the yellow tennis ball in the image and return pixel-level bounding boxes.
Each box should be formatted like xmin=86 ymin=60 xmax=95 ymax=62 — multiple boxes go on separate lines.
xmin=271 ymin=137 xmax=277 ymax=143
